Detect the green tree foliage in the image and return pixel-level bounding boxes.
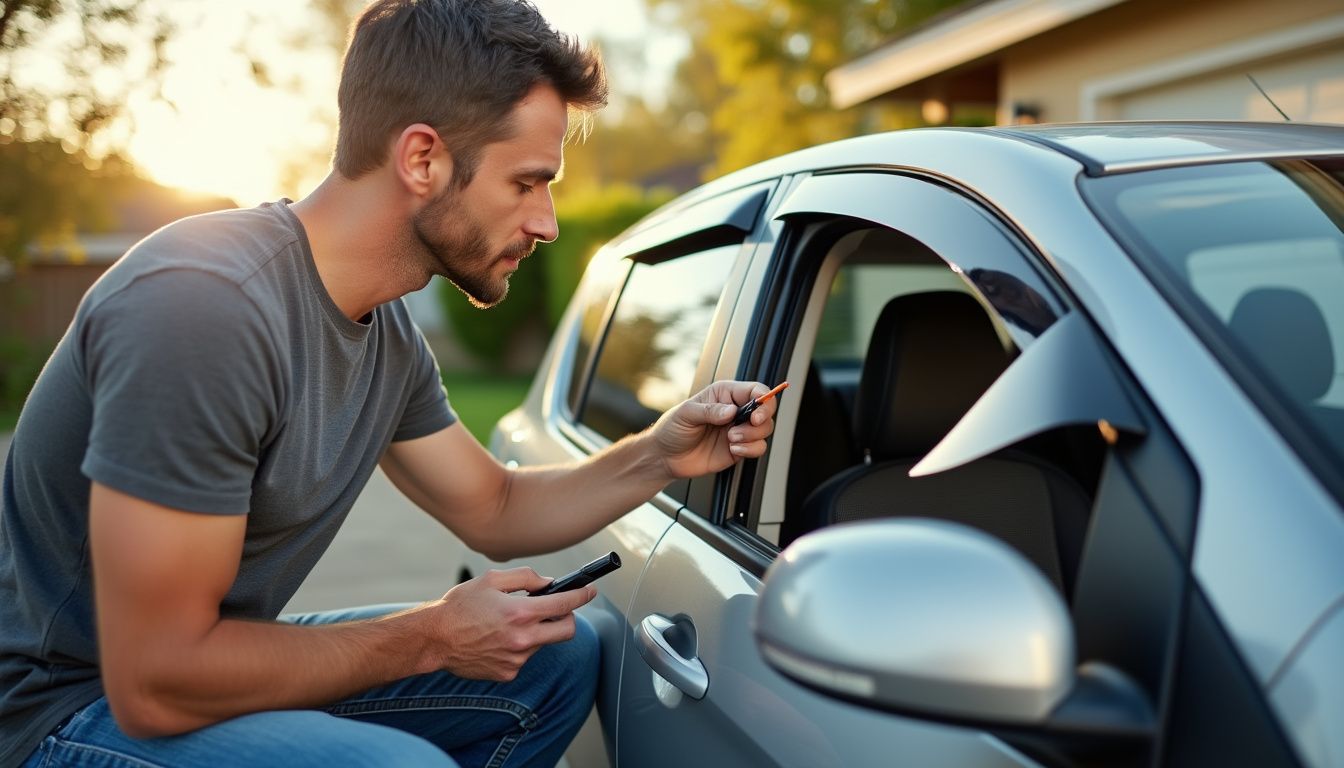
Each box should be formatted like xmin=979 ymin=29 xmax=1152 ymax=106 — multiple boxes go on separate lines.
xmin=0 ymin=0 xmax=170 ymax=265
xmin=646 ymin=0 xmax=969 ymax=178
xmin=0 ymin=0 xmax=170 ymax=152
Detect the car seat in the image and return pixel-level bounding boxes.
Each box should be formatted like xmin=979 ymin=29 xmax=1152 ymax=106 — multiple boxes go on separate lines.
xmin=1228 ymin=287 xmax=1344 ymax=450
xmin=798 ymin=291 xmax=1093 ymax=595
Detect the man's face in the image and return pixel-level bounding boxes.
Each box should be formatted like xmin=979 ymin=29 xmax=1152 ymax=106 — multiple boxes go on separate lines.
xmin=414 ymin=84 xmax=567 ymax=309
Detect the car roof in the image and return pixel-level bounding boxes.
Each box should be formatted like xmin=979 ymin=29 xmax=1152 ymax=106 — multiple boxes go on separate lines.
xmin=996 ymin=121 xmax=1344 ymax=176
xmin=669 ymin=121 xmax=1344 ymax=212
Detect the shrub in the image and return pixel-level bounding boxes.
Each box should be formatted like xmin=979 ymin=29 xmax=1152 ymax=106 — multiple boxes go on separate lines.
xmin=0 ymin=335 xmax=53 ymax=429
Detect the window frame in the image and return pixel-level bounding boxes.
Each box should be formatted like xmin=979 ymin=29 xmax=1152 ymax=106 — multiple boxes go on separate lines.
xmin=685 ymin=170 xmax=1081 ymax=576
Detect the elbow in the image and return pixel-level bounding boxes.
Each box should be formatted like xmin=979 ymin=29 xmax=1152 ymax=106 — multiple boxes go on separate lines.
xmin=462 ymin=531 xmax=518 ymax=563
xmin=104 ymin=686 xmax=196 ymax=740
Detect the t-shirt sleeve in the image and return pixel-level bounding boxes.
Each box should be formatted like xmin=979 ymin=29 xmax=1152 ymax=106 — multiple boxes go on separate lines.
xmin=80 ymin=269 xmax=283 ymax=515
xmin=392 ymin=324 xmax=457 ymax=442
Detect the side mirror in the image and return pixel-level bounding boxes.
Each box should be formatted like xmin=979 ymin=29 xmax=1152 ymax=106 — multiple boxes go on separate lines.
xmin=755 ymin=519 xmax=1154 ymax=748
xmin=755 ymin=518 xmax=1073 ymax=722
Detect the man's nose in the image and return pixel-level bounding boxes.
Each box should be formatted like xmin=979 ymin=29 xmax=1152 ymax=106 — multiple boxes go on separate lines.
xmin=524 ymin=189 xmax=559 ymax=243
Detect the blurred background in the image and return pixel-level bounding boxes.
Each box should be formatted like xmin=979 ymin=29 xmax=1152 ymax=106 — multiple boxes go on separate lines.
xmin=1 ymin=0 xmax=1342 ymax=437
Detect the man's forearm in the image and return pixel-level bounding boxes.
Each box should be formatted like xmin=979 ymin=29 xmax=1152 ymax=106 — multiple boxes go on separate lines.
xmin=477 ymin=431 xmax=673 ymax=560
xmin=112 ymin=606 xmax=433 ymax=737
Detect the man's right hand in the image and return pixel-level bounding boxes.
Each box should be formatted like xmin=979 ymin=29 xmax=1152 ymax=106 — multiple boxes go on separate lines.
xmin=425 ymin=567 xmax=596 ymax=682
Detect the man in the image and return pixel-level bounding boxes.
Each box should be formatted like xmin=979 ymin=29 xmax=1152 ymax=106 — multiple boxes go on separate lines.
xmin=0 ymin=1 xmax=778 ymax=765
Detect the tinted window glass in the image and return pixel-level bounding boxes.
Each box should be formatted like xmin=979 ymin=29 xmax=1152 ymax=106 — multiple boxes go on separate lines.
xmin=581 ymin=245 xmax=739 ymax=442
xmin=1087 ymin=159 xmax=1344 ymax=471
xmin=565 ymin=258 xmax=630 ymax=418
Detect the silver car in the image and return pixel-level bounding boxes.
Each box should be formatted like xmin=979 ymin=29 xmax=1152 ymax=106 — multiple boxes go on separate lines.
xmin=463 ymin=122 xmax=1344 ymax=767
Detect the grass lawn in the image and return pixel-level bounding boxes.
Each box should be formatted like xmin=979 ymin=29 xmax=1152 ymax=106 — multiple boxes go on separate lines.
xmin=441 ymin=371 xmax=533 ymax=444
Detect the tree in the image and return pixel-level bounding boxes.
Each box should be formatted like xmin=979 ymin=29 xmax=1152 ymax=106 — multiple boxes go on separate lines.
xmin=0 ymin=0 xmax=170 ymax=154
xmin=644 ymin=0 xmax=971 ymax=178
xmin=0 ymin=0 xmax=171 ymax=267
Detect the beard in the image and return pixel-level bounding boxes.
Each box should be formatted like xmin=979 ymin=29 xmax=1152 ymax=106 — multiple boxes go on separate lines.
xmin=412 ymin=185 xmax=536 ymax=309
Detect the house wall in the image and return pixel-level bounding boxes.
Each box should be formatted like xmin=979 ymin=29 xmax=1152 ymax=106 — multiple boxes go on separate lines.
xmin=1000 ymin=0 xmax=1344 ymax=123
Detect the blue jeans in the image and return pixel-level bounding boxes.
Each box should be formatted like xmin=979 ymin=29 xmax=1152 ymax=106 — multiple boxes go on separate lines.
xmin=20 ymin=605 xmax=599 ymax=768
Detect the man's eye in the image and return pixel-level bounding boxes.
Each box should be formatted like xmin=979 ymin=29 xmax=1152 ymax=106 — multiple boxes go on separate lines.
xmin=517 ymin=183 xmax=534 ymax=195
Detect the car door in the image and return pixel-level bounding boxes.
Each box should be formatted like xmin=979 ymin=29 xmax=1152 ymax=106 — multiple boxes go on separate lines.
xmin=488 ymin=180 xmax=776 ymax=764
xmin=613 ymin=172 xmax=1070 ymax=767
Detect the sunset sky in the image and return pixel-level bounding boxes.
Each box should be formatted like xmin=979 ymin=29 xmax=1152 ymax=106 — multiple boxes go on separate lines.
xmin=120 ymin=1 xmax=685 ymax=206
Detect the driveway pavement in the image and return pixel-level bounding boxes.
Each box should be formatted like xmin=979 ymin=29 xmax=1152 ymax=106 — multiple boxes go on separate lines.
xmin=284 ymin=467 xmax=470 ymax=614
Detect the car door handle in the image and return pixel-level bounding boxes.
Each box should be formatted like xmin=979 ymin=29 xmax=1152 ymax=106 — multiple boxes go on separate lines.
xmin=636 ymin=614 xmax=708 ymax=700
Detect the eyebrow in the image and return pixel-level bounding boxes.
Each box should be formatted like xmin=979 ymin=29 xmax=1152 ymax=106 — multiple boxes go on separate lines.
xmin=514 ymin=163 xmax=564 ymax=184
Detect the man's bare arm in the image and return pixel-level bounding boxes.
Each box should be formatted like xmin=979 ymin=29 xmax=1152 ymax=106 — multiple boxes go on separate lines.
xmin=380 ymin=380 xmax=778 ymax=560
xmin=89 ymin=483 xmax=594 ymax=738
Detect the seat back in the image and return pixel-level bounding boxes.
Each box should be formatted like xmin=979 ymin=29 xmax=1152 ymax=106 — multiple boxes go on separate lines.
xmin=1228 ymin=286 xmax=1344 ymax=459
xmin=850 ymin=291 xmax=1010 ymax=463
xmin=800 ymin=291 xmax=1092 ymax=595
xmin=1228 ymin=287 xmax=1333 ymax=403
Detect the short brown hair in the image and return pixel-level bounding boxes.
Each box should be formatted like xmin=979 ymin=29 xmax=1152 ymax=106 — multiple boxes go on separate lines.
xmin=334 ymin=0 xmax=607 ymax=185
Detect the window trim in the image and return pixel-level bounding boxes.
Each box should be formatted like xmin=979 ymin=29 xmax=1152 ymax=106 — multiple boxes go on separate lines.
xmin=609 ymin=183 xmax=771 ymax=265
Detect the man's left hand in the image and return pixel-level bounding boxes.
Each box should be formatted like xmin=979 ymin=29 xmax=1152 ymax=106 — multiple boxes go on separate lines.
xmin=652 ymin=380 xmax=778 ymax=480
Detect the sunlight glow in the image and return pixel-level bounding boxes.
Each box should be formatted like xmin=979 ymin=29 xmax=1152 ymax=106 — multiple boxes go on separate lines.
xmin=119 ymin=1 xmax=677 ymax=206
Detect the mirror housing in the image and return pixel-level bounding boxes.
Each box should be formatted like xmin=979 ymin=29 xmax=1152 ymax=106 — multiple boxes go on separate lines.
xmin=755 ymin=519 xmax=1075 ymax=723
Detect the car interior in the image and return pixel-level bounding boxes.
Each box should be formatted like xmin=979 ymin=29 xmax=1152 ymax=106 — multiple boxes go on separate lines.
xmin=762 ymin=225 xmax=1107 ymax=600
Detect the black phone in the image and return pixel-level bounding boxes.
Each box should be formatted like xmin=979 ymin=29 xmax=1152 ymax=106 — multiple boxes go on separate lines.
xmin=528 ymin=552 xmax=622 ymax=596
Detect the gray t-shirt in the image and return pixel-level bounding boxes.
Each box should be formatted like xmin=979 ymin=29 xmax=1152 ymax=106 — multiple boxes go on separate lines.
xmin=0 ymin=201 xmax=456 ymax=766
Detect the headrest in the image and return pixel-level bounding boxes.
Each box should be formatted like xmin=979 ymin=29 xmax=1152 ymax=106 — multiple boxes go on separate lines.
xmin=853 ymin=291 xmax=1011 ymax=461
xmin=1228 ymin=287 xmax=1333 ymax=402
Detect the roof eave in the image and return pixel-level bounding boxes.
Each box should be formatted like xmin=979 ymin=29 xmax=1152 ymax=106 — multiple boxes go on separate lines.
xmin=826 ymin=0 xmax=1131 ymax=108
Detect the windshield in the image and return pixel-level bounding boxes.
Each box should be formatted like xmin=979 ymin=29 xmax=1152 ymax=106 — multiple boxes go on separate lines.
xmin=1085 ymin=158 xmax=1344 ymax=481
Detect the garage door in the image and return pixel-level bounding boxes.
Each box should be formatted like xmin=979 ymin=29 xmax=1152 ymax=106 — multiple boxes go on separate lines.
xmin=1116 ymin=46 xmax=1344 ymax=123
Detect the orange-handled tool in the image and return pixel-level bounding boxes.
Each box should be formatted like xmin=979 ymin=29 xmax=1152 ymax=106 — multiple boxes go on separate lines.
xmin=731 ymin=381 xmax=789 ymax=426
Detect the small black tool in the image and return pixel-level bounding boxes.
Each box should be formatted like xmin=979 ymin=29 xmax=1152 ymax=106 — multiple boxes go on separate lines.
xmin=732 ymin=381 xmax=789 ymax=426
xmin=528 ymin=551 xmax=622 ymax=596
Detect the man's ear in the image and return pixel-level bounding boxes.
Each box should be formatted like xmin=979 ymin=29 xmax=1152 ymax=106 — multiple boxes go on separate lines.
xmin=392 ymin=123 xmax=451 ymax=198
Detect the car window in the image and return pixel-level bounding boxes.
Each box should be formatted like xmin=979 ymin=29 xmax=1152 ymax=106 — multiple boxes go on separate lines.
xmin=579 ymin=244 xmax=739 ymax=443
xmin=565 ymin=256 xmax=629 ymax=418
xmin=761 ymin=230 xmax=1022 ymax=547
xmin=1085 ymin=159 xmax=1344 ymax=477
xmin=722 ymin=211 xmax=1107 ymax=608
xmin=1188 ymin=239 xmax=1344 ymax=405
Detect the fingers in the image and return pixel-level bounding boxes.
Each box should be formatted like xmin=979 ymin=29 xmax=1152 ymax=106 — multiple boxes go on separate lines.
xmin=482 ymin=566 xmax=552 ymax=594
xmin=706 ymin=379 xmax=769 ymax=408
xmin=527 ymin=583 xmax=597 ymax=619
xmin=480 ymin=569 xmax=596 ymax=621
xmin=726 ymin=430 xmax=771 ymax=458
xmin=683 ymin=399 xmax=738 ymax=426
xmin=709 ymin=378 xmax=778 ymax=432
xmin=534 ymin=612 xmax=578 ymax=645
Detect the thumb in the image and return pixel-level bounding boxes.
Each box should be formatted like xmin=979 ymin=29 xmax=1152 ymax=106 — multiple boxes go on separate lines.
xmin=486 ymin=567 xmax=551 ymax=594
xmin=691 ymin=400 xmax=737 ymax=426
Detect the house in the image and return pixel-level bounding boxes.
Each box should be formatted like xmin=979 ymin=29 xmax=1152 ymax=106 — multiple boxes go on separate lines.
xmin=826 ymin=0 xmax=1344 ymax=125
